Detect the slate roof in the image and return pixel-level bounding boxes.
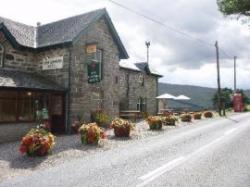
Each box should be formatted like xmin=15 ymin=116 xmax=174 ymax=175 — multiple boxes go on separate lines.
xmin=0 ymin=69 xmax=65 ymax=91
xmin=0 ymin=9 xmax=128 ymax=59
xmin=134 ymin=62 xmax=162 ymax=77
xmin=119 ymin=60 xmax=141 ymax=72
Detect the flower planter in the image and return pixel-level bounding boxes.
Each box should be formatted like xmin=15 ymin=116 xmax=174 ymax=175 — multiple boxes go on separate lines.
xmin=111 ymin=118 xmax=133 ymax=137
xmin=193 ymin=113 xmax=202 ymax=120
xmin=162 ymin=116 xmax=177 ymax=126
xmin=149 ymin=122 xmax=162 ymax=130
xmin=114 ymin=126 xmax=130 ymax=137
xmin=180 ymin=114 xmax=192 ymax=122
xmin=204 ymin=111 xmax=213 ymax=118
xmin=19 ymin=127 xmax=55 ymax=157
xmin=78 ymin=123 xmax=106 ymax=145
xmin=147 ymin=116 xmax=163 ymax=130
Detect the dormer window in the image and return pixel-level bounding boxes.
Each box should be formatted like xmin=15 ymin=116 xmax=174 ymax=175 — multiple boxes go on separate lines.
xmin=0 ymin=44 xmax=4 ymax=67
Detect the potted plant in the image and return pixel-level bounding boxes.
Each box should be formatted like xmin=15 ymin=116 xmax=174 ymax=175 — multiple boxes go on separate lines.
xmin=71 ymin=120 xmax=81 ymax=134
xmin=147 ymin=116 xmax=163 ymax=130
xmin=193 ymin=112 xmax=202 ymax=120
xmin=91 ymin=110 xmax=110 ymax=127
xmin=204 ymin=111 xmax=213 ymax=118
xmin=78 ymin=123 xmax=106 ymax=145
xmin=180 ymin=113 xmax=192 ymax=122
xmin=110 ymin=118 xmax=134 ymax=137
xmin=162 ymin=115 xmax=178 ymax=126
xmin=19 ymin=126 xmax=55 ymax=157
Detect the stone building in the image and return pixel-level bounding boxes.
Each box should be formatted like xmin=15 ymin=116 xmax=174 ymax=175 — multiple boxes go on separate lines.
xmin=0 ymin=9 xmax=161 ymax=142
xmin=119 ymin=61 xmax=162 ymax=115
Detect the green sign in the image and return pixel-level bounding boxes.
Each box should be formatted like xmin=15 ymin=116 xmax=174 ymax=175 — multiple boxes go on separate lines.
xmin=88 ymin=60 xmax=100 ymax=83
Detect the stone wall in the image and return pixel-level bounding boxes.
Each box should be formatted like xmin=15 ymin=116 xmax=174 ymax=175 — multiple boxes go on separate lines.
xmin=119 ymin=68 xmax=158 ymax=115
xmin=0 ymin=123 xmax=36 ymax=143
xmin=69 ymin=18 xmax=121 ymax=122
xmin=0 ymin=31 xmax=36 ymax=72
xmin=35 ymin=48 xmax=70 ymax=89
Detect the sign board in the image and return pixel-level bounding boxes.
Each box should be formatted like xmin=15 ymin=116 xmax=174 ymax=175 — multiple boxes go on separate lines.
xmin=42 ymin=56 xmax=64 ymax=70
xmin=86 ymin=44 xmax=97 ymax=54
xmin=233 ymin=93 xmax=244 ymax=112
xmin=88 ymin=60 xmax=100 ymax=83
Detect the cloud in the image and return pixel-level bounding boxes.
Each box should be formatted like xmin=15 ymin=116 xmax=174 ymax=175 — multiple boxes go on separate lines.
xmin=0 ymin=0 xmax=249 ymax=89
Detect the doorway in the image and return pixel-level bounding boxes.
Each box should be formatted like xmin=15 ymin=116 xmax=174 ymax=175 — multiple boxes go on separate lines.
xmin=50 ymin=94 xmax=65 ymax=133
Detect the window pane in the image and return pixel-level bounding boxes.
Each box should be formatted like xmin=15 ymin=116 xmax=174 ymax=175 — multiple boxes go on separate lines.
xmin=18 ymin=92 xmax=35 ymax=121
xmin=0 ymin=91 xmax=17 ymax=122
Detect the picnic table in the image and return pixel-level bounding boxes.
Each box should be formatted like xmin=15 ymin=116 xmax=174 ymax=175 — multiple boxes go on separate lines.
xmin=119 ymin=110 xmax=141 ymax=122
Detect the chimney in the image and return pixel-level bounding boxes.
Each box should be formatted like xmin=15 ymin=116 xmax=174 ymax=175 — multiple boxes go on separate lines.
xmin=36 ymin=22 xmax=41 ymax=27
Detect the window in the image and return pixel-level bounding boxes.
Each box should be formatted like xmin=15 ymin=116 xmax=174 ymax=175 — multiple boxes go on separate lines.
xmin=0 ymin=44 xmax=4 ymax=67
xmin=0 ymin=91 xmax=17 ymax=122
xmin=93 ymin=49 xmax=103 ymax=80
xmin=137 ymin=97 xmax=147 ymax=112
xmin=90 ymin=49 xmax=103 ymax=76
xmin=0 ymin=91 xmax=39 ymax=123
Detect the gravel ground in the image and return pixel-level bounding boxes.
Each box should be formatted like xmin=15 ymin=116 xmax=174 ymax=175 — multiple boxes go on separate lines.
xmin=0 ymin=118 xmax=211 ymax=181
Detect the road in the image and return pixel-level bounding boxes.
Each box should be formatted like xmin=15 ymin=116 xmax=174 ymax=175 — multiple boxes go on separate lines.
xmin=1 ymin=113 xmax=250 ymax=187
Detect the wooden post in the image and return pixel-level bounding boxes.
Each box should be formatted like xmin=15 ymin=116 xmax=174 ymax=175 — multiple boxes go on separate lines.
xmin=215 ymin=41 xmax=222 ymax=116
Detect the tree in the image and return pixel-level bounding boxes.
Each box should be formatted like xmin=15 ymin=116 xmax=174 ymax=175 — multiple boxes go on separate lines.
xmin=217 ymin=0 xmax=250 ymax=16
xmin=212 ymin=88 xmax=233 ymax=109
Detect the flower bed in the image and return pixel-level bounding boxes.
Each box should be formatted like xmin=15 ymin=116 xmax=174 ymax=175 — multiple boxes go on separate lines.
xmin=110 ymin=118 xmax=134 ymax=137
xmin=193 ymin=112 xmax=202 ymax=120
xmin=204 ymin=111 xmax=213 ymax=118
xmin=180 ymin=114 xmax=192 ymax=122
xmin=78 ymin=123 xmax=106 ymax=145
xmin=147 ymin=116 xmax=163 ymax=130
xmin=19 ymin=127 xmax=55 ymax=156
xmin=162 ymin=115 xmax=177 ymax=126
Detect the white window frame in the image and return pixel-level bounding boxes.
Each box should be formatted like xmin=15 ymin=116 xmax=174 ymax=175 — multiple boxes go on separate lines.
xmin=93 ymin=49 xmax=103 ymax=80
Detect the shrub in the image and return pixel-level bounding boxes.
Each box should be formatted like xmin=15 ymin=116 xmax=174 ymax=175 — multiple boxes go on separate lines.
xmin=78 ymin=123 xmax=106 ymax=145
xmin=162 ymin=115 xmax=178 ymax=126
xmin=204 ymin=111 xmax=213 ymax=118
xmin=110 ymin=118 xmax=134 ymax=137
xmin=19 ymin=126 xmax=55 ymax=156
xmin=180 ymin=114 xmax=192 ymax=122
xmin=147 ymin=116 xmax=163 ymax=130
xmin=91 ymin=110 xmax=110 ymax=127
xmin=193 ymin=113 xmax=202 ymax=120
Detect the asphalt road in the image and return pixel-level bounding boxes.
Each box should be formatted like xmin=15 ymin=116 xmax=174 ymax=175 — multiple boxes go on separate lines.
xmin=1 ymin=113 xmax=250 ymax=187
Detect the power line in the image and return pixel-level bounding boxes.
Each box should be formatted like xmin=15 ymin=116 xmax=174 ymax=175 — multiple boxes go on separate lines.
xmin=106 ymin=0 xmax=234 ymax=58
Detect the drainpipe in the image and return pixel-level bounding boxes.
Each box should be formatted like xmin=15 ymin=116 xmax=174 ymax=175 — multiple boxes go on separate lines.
xmin=66 ymin=47 xmax=72 ymax=133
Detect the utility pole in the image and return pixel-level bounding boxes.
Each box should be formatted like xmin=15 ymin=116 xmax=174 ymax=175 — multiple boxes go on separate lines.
xmin=145 ymin=41 xmax=150 ymax=64
xmin=215 ymin=41 xmax=222 ymax=116
xmin=234 ymin=56 xmax=237 ymax=92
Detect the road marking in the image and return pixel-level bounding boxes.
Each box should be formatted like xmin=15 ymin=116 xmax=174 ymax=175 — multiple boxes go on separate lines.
xmin=137 ymin=127 xmax=239 ymax=187
xmin=139 ymin=157 xmax=185 ymax=181
xmin=224 ymin=128 xmax=237 ymax=136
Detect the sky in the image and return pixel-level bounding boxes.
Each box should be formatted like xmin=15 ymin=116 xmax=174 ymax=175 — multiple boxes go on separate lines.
xmin=0 ymin=0 xmax=249 ymax=89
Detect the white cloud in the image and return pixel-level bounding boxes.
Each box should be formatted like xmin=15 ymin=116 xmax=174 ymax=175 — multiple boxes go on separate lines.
xmin=0 ymin=0 xmax=249 ymax=89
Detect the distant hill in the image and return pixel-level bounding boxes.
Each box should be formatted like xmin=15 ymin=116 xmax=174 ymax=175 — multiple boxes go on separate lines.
xmin=158 ymin=82 xmax=217 ymax=110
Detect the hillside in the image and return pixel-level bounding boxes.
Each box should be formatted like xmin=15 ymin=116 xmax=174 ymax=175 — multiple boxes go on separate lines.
xmin=158 ymin=82 xmax=217 ymax=110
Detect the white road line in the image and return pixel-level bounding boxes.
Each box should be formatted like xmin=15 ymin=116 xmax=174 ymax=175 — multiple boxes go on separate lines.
xmin=139 ymin=157 xmax=185 ymax=181
xmin=224 ymin=128 xmax=237 ymax=136
xmin=137 ymin=127 xmax=240 ymax=187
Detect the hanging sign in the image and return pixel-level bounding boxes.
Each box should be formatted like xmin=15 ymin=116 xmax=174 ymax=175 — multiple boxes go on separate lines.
xmin=42 ymin=56 xmax=64 ymax=70
xmin=88 ymin=60 xmax=100 ymax=83
xmin=86 ymin=44 xmax=97 ymax=54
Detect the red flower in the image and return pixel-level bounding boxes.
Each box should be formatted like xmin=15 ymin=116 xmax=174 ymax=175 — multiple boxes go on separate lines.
xmin=19 ymin=145 xmax=27 ymax=154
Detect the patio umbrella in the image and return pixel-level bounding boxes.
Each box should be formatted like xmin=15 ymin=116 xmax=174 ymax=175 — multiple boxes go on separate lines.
xmin=175 ymin=95 xmax=191 ymax=100
xmin=156 ymin=93 xmax=176 ymax=99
